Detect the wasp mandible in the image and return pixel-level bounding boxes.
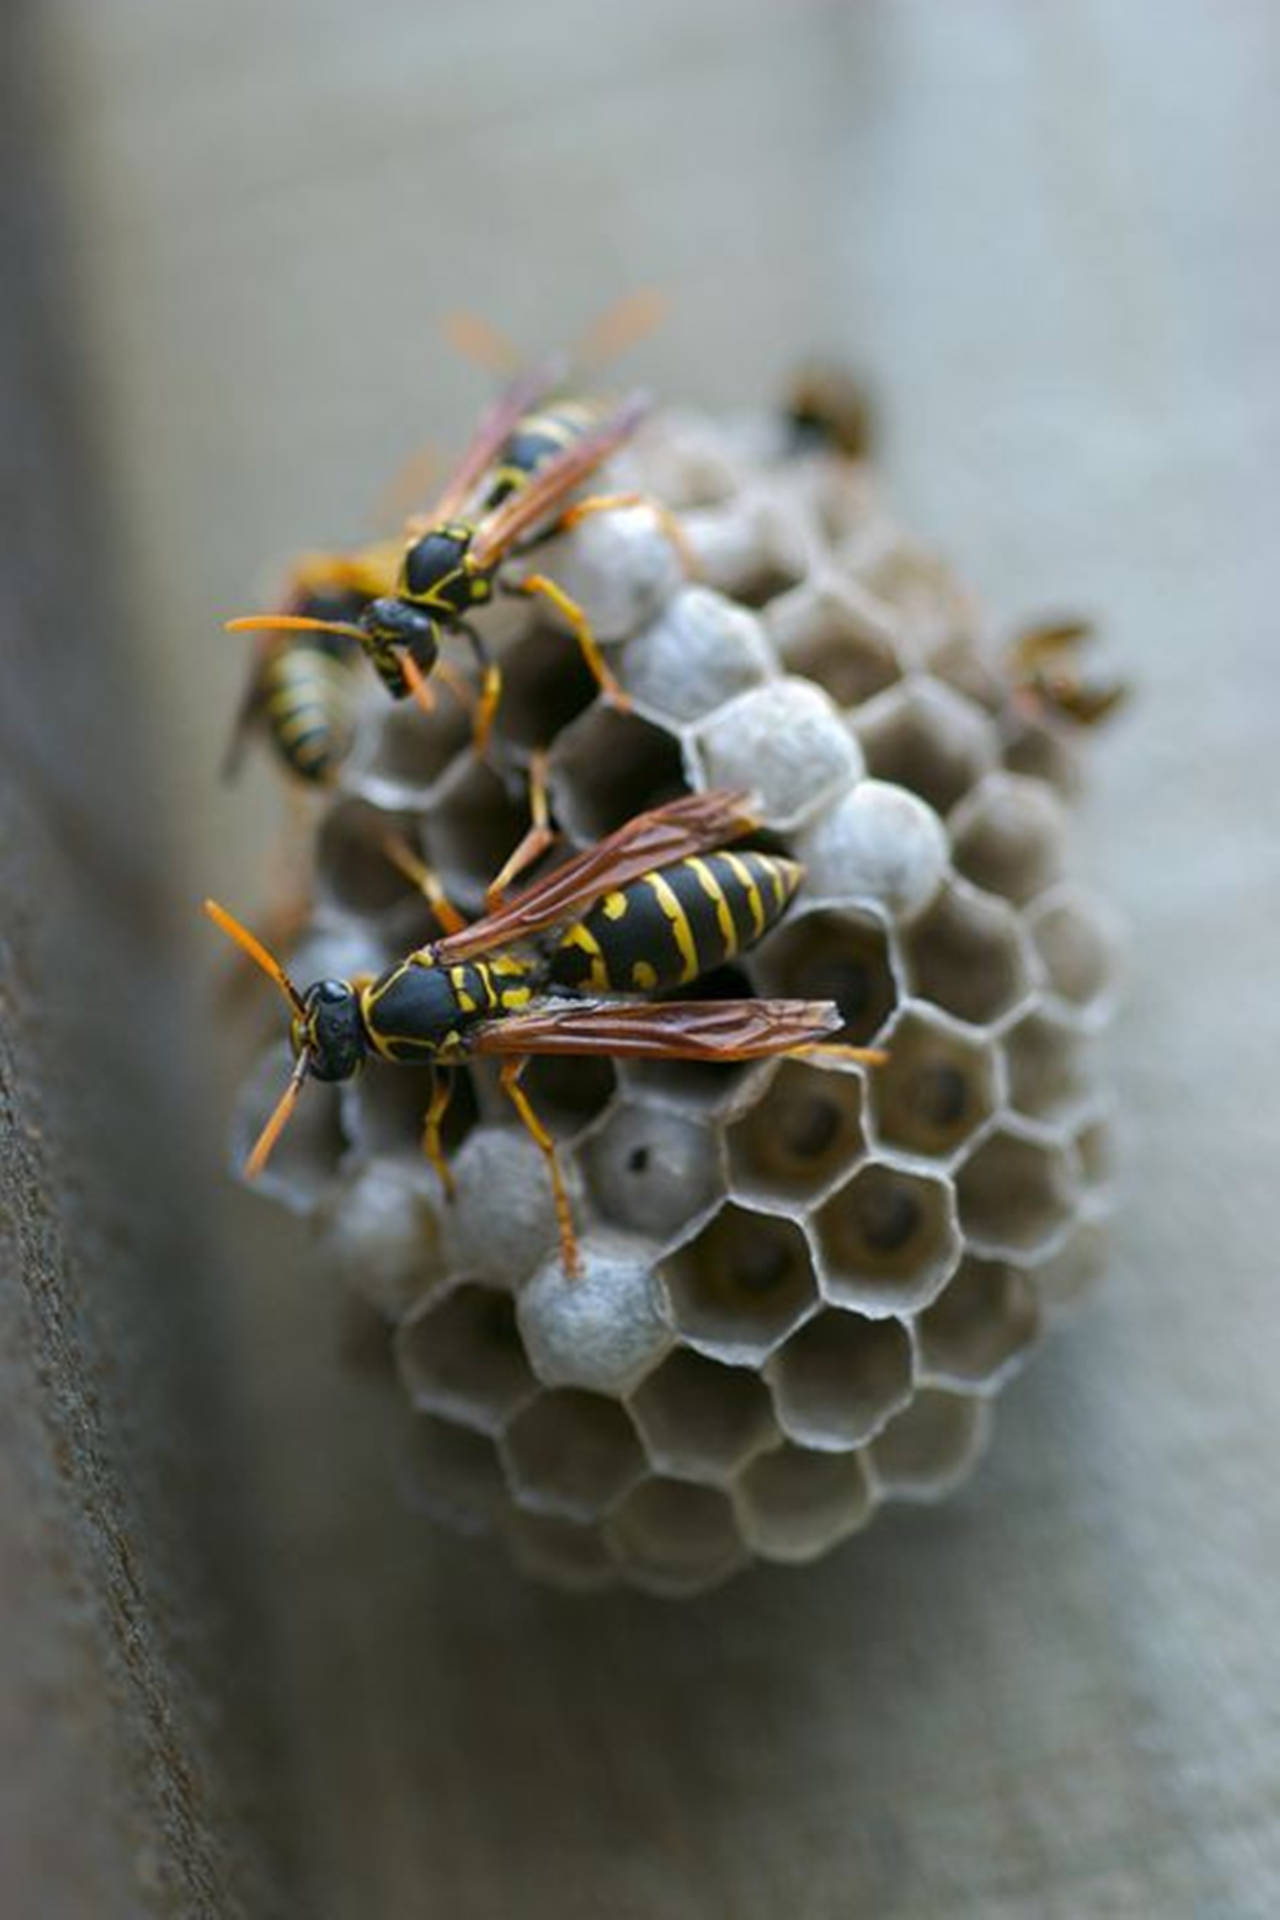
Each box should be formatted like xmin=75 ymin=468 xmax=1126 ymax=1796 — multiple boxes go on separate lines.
xmin=205 ymin=789 xmax=882 ymax=1275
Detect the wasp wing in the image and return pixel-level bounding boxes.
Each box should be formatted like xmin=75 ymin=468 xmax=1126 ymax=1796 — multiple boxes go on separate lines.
xmin=432 ymin=788 xmax=759 ymax=963
xmin=1009 ymin=617 xmax=1095 ymax=672
xmin=467 ymin=391 xmax=651 ymax=568
xmin=425 ymin=357 xmax=568 ymax=528
xmin=467 ymin=998 xmax=843 ymax=1061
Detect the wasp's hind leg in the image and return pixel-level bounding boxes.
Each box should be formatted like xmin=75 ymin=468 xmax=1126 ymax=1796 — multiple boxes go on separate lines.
xmin=421 ymin=1066 xmax=457 ymax=1198
xmin=501 ymin=572 xmax=629 ymax=710
xmin=379 ymin=834 xmax=469 ymax=938
xmin=498 ymin=1057 xmax=579 ymax=1277
xmin=484 ymin=750 xmax=556 ymax=914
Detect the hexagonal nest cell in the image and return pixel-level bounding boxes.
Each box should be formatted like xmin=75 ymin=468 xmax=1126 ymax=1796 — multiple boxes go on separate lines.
xmin=224 ymin=400 xmax=1121 ymax=1593
xmin=659 ymin=1202 xmax=818 ymax=1364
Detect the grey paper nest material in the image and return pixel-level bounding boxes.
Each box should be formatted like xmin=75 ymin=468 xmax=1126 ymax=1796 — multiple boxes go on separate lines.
xmin=231 ymin=407 xmax=1119 ymax=1596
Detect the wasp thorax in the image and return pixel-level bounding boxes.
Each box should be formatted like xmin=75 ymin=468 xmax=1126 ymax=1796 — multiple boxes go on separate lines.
xmin=301 ymin=979 xmax=366 ymax=1081
xmin=403 ymin=527 xmax=470 ymax=598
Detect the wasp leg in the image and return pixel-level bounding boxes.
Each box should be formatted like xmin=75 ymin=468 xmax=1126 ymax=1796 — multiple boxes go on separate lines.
xmin=503 ymin=573 xmax=628 ymax=709
xmin=421 ymin=1067 xmax=457 ymax=1198
xmin=379 ymin=833 xmax=469 ymax=938
xmin=557 ymin=490 xmax=695 ymax=579
xmin=498 ymin=1057 xmax=579 ymax=1278
xmin=796 ymin=1043 xmax=890 ymax=1068
xmin=453 ymin=621 xmax=501 ymax=756
xmin=484 ymin=749 xmax=556 ymax=913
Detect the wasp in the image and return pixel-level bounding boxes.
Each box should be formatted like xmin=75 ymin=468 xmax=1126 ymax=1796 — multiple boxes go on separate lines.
xmin=222 ymin=578 xmax=373 ymax=786
xmin=783 ymin=360 xmax=876 ymax=461
xmin=206 ymin=789 xmax=881 ymax=1275
xmin=1007 ymin=617 xmax=1129 ymax=729
xmin=226 ymin=348 xmax=684 ymax=754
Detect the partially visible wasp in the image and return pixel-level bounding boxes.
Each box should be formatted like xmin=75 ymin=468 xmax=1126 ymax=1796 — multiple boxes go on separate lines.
xmin=783 ymin=359 xmax=877 ymax=461
xmin=222 ymin=578 xmax=374 ymax=787
xmin=227 ymin=301 xmax=685 ymax=755
xmin=205 ymin=788 xmax=882 ymax=1276
xmin=1007 ymin=617 xmax=1129 ymax=729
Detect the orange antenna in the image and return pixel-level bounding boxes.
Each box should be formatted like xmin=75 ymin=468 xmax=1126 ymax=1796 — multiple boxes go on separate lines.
xmin=244 ymin=1053 xmax=309 ymax=1179
xmin=225 ymin=612 xmax=369 ymax=645
xmin=576 ymin=289 xmax=667 ymax=371
xmin=443 ymin=309 xmax=522 ymax=376
xmin=203 ymin=899 xmax=305 ymax=1016
xmin=398 ymin=647 xmax=438 ymax=717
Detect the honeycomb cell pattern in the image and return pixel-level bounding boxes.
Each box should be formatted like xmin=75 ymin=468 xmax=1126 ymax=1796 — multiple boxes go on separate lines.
xmin=232 ymin=403 xmax=1118 ymax=1593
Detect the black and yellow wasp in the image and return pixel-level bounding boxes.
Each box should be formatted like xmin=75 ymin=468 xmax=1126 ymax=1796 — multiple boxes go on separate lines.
xmin=223 ymin=579 xmax=374 ymax=786
xmin=1007 ymin=617 xmax=1128 ymax=729
xmin=226 ymin=353 xmax=682 ymax=754
xmin=206 ymin=788 xmax=881 ymax=1275
xmin=783 ymin=360 xmax=876 ymax=461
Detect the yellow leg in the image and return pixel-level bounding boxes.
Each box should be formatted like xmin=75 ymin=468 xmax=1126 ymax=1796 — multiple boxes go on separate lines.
xmin=797 ymin=1044 xmax=890 ymax=1069
xmin=379 ymin=833 xmax=469 ymax=937
xmin=557 ymin=490 xmax=696 ymax=580
xmin=484 ymin=750 xmax=556 ymax=913
xmin=421 ymin=1069 xmax=457 ymax=1199
xmin=499 ymin=1058 xmax=579 ymax=1278
xmin=512 ymin=573 xmax=629 ymax=709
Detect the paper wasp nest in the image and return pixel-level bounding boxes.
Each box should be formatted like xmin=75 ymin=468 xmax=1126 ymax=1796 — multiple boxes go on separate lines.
xmin=233 ymin=407 xmax=1119 ymax=1596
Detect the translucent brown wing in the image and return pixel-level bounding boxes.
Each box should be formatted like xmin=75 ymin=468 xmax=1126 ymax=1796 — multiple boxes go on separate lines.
xmin=468 ymin=998 xmax=843 ymax=1060
xmin=1009 ymin=617 xmax=1095 ymax=672
xmin=467 ymin=391 xmax=651 ymax=568
xmin=427 ymin=357 xmax=567 ymax=527
xmin=432 ymin=788 xmax=759 ymax=962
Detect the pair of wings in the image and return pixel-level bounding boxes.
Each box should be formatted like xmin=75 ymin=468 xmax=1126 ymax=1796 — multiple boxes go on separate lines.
xmin=427 ymin=786 xmax=842 ymax=1063
xmin=412 ymin=358 xmax=649 ymax=570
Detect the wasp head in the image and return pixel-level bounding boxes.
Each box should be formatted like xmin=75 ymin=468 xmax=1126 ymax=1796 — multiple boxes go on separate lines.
xmin=293 ymin=979 xmax=366 ymax=1081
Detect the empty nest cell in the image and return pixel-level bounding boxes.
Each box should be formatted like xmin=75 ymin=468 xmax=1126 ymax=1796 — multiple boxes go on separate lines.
xmin=659 ymin=1202 xmax=818 ymax=1364
xmin=767 ymin=1309 xmax=913 ymax=1450
xmin=949 ymin=772 xmax=1069 ymax=905
xmin=855 ymin=678 xmax=998 ymax=815
xmin=916 ymin=1256 xmax=1040 ymax=1389
xmin=489 ymin=618 xmax=599 ymax=752
xmin=503 ymin=1509 xmax=616 ymax=1593
xmin=1026 ymin=890 xmax=1117 ymax=1019
xmin=812 ymin=1160 xmax=960 ymax=1313
xmin=734 ymin=1444 xmax=875 ymax=1563
xmin=345 ymin=687 xmax=471 ymax=804
xmin=751 ymin=905 xmax=899 ymax=1047
xmin=629 ymin=1348 xmax=778 ymax=1482
xmin=396 ymin=1281 xmax=538 ymax=1434
xmin=400 ymin=1415 xmax=507 ymax=1536
xmin=604 ymin=1478 xmax=747 ymax=1596
xmin=955 ymin=1125 xmax=1077 ymax=1256
xmin=870 ymin=1007 xmax=998 ymax=1158
xmin=548 ymin=705 xmax=686 ymax=842
xmin=1002 ymin=1008 xmax=1095 ymax=1122
xmin=727 ymin=1058 xmax=866 ymax=1208
xmin=870 ymin=1390 xmax=989 ymax=1500
xmin=501 ymin=1389 xmax=645 ymax=1522
xmin=425 ymin=758 xmax=544 ymax=909
xmin=902 ymin=881 xmax=1031 ymax=1026
xmin=763 ymin=574 xmax=903 ymax=709
xmin=315 ymin=797 xmax=433 ymax=920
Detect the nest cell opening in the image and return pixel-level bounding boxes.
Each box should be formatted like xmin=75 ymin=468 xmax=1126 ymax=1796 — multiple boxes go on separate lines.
xmin=315 ymin=798 xmax=432 ymax=918
xmin=956 ymin=1126 xmax=1077 ymax=1256
xmin=765 ymin=577 xmax=902 ymax=709
xmin=490 ymin=619 xmax=599 ymax=753
xmin=425 ymin=759 xmax=543 ymax=909
xmin=1027 ymin=892 xmax=1115 ymax=1016
xmin=767 ymin=1309 xmax=913 ymax=1450
xmin=727 ymin=1059 xmax=866 ymax=1207
xmin=1002 ymin=714 xmax=1082 ymax=798
xmin=734 ymin=1444 xmax=875 ymax=1563
xmin=396 ymin=1282 xmax=538 ymax=1434
xmin=628 ymin=1348 xmax=778 ymax=1482
xmin=343 ymin=1060 xmax=477 ymax=1162
xmin=354 ymin=689 xmax=472 ymax=796
xmin=548 ymin=706 xmax=686 ymax=842
xmin=501 ymin=1389 xmax=645 ymax=1521
xmin=949 ymin=773 xmax=1068 ymax=905
xmin=856 ymin=680 xmax=997 ymax=815
xmin=916 ymin=1256 xmax=1040 ymax=1388
xmin=504 ymin=1510 xmax=617 ymax=1592
xmin=870 ymin=1389 xmax=988 ymax=1500
xmin=580 ymin=1102 xmax=723 ymax=1241
xmin=752 ymin=907 xmax=898 ymax=1047
xmin=1003 ymin=1009 xmax=1094 ymax=1122
xmin=521 ymin=1054 xmax=618 ymax=1141
xmin=812 ymin=1161 xmax=959 ymax=1313
xmin=870 ymin=1008 xmax=998 ymax=1158
xmin=660 ymin=1202 xmax=818 ymax=1363
xmin=1031 ymin=1217 xmax=1108 ymax=1312
xmin=1072 ymin=1112 xmax=1115 ymax=1191
xmin=902 ymin=883 xmax=1031 ymax=1027
xmin=400 ymin=1415 xmax=507 ymax=1535
xmin=605 ymin=1478 xmax=746 ymax=1595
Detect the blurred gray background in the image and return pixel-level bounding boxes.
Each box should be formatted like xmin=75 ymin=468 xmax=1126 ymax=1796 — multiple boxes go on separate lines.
xmin=14 ymin=0 xmax=1278 ymax=1912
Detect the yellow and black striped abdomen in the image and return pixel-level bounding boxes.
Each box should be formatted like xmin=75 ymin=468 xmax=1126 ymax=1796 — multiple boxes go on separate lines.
xmin=479 ymin=398 xmax=604 ymax=512
xmin=260 ymin=640 xmax=361 ymax=784
xmin=549 ymin=851 xmax=802 ymax=995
